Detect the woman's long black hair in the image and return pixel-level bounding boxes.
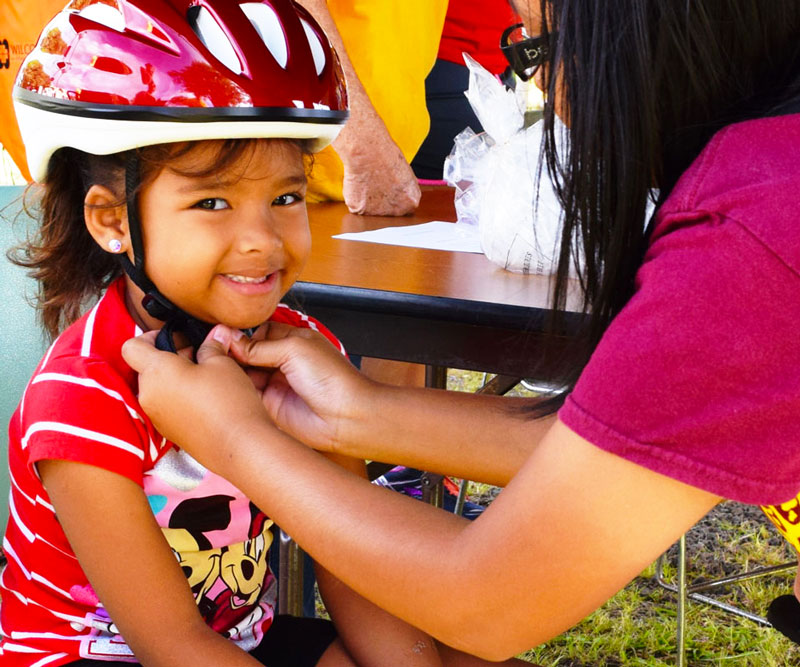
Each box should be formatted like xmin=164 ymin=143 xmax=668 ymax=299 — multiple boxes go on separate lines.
xmin=532 ymin=0 xmax=800 ymax=411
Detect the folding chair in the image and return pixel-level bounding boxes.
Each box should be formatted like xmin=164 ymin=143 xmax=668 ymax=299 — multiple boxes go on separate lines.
xmin=655 ymin=504 xmax=797 ymax=666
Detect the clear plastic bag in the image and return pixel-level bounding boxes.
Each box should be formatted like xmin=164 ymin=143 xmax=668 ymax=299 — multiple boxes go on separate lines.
xmin=443 ymin=55 xmax=573 ymax=276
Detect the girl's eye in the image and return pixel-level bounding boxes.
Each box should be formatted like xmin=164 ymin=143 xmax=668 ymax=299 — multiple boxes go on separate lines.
xmin=193 ymin=198 xmax=229 ymax=210
xmin=273 ymin=193 xmax=303 ymax=206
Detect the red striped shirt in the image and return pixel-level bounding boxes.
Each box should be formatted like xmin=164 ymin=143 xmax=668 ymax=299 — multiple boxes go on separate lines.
xmin=1 ymin=278 xmax=345 ymax=666
xmin=437 ymin=0 xmax=520 ymax=74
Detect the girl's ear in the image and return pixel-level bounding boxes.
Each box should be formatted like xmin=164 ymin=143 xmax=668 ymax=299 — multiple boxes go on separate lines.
xmin=84 ymin=185 xmax=130 ymax=256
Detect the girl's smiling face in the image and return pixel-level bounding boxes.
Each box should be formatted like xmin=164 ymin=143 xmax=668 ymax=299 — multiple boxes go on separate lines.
xmin=126 ymin=139 xmax=310 ymax=331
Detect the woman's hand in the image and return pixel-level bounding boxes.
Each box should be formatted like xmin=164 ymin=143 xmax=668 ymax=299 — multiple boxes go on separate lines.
xmin=122 ymin=329 xmax=273 ymax=471
xmin=225 ymin=321 xmax=377 ymax=453
xmin=123 ymin=324 xmax=378 ymax=457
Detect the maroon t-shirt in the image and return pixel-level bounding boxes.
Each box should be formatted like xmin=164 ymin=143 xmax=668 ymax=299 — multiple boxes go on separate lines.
xmin=559 ymin=113 xmax=800 ymax=506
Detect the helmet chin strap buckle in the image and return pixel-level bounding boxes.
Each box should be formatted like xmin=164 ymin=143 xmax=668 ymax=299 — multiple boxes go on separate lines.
xmin=142 ymin=290 xmax=177 ymax=321
xmin=154 ymin=315 xmax=214 ymax=354
xmin=144 ymin=289 xmax=256 ymax=355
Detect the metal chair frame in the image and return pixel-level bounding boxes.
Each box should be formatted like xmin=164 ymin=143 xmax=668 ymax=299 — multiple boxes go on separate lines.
xmin=656 ymin=528 xmax=796 ymax=666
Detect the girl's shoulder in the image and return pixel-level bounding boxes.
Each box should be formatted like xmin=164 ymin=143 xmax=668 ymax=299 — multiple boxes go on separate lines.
xmin=40 ymin=278 xmax=139 ymax=381
xmin=15 ymin=278 xmax=152 ymax=473
xmin=271 ymin=304 xmax=347 ymax=356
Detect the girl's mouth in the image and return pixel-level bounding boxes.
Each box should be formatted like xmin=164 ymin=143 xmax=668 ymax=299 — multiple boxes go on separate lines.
xmin=223 ymin=273 xmax=268 ymax=284
xmin=218 ymin=272 xmax=279 ymax=295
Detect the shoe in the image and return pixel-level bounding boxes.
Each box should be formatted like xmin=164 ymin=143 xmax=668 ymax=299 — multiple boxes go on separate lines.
xmin=767 ymin=594 xmax=800 ymax=644
xmin=372 ymin=466 xmax=485 ymax=520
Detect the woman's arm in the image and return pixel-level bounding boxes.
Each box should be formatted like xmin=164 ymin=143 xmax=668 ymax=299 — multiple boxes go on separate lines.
xmin=328 ymin=384 xmax=555 ymax=487
xmin=39 ymin=459 xmax=262 ymax=667
xmin=123 ymin=330 xmax=720 ymax=661
xmin=183 ymin=416 xmax=719 ymax=660
xmin=305 ymin=453 xmax=528 ymax=666
xmin=297 ymin=0 xmax=421 ymax=216
xmin=211 ymin=323 xmax=552 ymax=486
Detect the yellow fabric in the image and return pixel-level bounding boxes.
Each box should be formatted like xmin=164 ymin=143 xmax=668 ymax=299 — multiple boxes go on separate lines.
xmin=307 ymin=0 xmax=448 ymax=202
xmin=763 ymin=499 xmax=800 ymax=555
xmin=1 ymin=0 xmax=447 ymax=194
xmin=0 ymin=0 xmax=66 ymax=182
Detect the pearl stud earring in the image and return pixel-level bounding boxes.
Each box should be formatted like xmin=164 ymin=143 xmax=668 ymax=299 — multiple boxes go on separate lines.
xmin=108 ymin=239 xmax=122 ymax=253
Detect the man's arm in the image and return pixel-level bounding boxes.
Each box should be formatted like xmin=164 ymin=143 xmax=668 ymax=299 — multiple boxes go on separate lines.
xmin=299 ymin=0 xmax=421 ymax=216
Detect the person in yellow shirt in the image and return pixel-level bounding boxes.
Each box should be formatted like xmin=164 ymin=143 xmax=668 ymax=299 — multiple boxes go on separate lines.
xmin=0 ymin=0 xmax=447 ymax=215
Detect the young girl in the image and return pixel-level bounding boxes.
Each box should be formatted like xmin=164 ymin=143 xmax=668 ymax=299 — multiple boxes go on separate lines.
xmin=1 ymin=1 xmax=525 ymax=666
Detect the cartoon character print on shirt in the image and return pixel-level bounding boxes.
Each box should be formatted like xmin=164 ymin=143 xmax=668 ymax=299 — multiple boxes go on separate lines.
xmin=220 ymin=508 xmax=273 ymax=610
xmin=163 ymin=497 xmax=274 ymax=632
xmin=145 ymin=447 xmax=276 ymax=650
xmin=73 ymin=583 xmax=138 ymax=661
xmin=763 ymin=494 xmax=800 ymax=554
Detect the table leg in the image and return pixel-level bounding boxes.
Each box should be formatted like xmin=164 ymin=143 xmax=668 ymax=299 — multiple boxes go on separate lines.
xmin=421 ymin=365 xmax=447 ymax=507
xmin=277 ymin=529 xmax=304 ymax=616
xmin=424 ymin=364 xmax=448 ymax=389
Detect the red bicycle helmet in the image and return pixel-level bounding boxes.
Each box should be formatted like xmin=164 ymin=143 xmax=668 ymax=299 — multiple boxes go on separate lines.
xmin=13 ymin=0 xmax=348 ymax=182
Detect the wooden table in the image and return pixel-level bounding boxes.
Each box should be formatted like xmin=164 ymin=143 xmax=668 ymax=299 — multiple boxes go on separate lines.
xmin=288 ymin=187 xmax=582 ymax=381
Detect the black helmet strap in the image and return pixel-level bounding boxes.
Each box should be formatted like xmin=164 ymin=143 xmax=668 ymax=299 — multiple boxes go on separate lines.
xmin=121 ymin=154 xmax=213 ymax=353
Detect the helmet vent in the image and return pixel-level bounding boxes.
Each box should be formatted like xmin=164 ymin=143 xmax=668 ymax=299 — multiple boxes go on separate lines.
xmin=300 ymin=19 xmax=326 ymax=75
xmin=187 ymin=5 xmax=243 ymax=75
xmin=77 ymin=3 xmax=125 ymax=32
xmin=241 ymin=3 xmax=288 ymax=69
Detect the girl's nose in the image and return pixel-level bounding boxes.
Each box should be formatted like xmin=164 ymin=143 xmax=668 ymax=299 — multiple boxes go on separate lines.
xmin=235 ymin=208 xmax=282 ymax=254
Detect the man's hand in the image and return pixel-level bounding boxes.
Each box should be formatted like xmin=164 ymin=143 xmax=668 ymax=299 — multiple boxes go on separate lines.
xmin=334 ymin=106 xmax=421 ymax=216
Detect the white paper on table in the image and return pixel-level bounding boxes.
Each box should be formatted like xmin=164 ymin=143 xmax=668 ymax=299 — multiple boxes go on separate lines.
xmin=333 ymin=221 xmax=482 ymax=254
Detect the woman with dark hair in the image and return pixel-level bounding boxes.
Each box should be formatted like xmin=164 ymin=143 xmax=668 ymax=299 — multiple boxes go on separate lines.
xmin=123 ymin=0 xmax=800 ymax=659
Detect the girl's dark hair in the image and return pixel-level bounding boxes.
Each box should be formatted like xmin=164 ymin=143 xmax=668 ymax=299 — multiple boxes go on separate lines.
xmin=10 ymin=138 xmax=312 ymax=340
xmin=533 ymin=0 xmax=800 ymax=411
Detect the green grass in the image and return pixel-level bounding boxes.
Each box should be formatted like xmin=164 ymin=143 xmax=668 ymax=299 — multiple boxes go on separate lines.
xmin=449 ymin=487 xmax=800 ymax=665
xmin=518 ymin=560 xmax=800 ymax=665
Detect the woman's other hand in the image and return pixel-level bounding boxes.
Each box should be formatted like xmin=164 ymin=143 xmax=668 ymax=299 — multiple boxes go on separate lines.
xmin=227 ymin=321 xmax=375 ymax=453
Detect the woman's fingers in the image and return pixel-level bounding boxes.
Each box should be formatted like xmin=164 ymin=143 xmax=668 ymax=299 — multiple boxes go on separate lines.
xmin=122 ymin=326 xmax=269 ymax=457
xmin=195 ymin=324 xmax=235 ymax=363
xmin=124 ymin=323 xmax=371 ymax=456
xmin=227 ymin=326 xmax=368 ymax=452
xmin=245 ymin=367 xmax=272 ymax=393
xmin=120 ymin=330 xmax=161 ymax=372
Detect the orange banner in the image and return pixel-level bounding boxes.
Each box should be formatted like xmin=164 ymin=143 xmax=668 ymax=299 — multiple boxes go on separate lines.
xmin=0 ymin=0 xmax=67 ymax=181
